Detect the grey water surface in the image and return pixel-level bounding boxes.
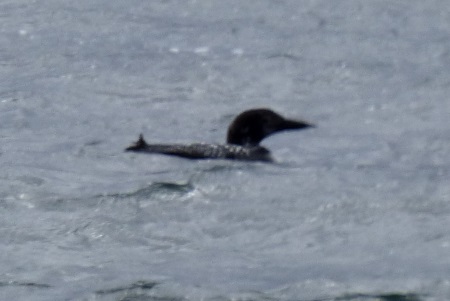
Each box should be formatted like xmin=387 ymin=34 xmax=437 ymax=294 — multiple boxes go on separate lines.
xmin=1 ymin=1 xmax=450 ymax=300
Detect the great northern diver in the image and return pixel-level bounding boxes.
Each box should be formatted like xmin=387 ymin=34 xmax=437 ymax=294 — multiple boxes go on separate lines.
xmin=126 ymin=108 xmax=313 ymax=162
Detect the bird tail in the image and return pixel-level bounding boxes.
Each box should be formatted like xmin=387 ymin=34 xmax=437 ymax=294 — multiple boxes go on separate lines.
xmin=125 ymin=134 xmax=148 ymax=151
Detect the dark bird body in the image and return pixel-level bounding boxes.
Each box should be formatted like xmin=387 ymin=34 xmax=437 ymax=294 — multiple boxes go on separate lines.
xmin=126 ymin=108 xmax=313 ymax=162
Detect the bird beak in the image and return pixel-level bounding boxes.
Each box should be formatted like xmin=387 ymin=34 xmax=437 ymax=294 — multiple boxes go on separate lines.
xmin=281 ymin=119 xmax=315 ymax=130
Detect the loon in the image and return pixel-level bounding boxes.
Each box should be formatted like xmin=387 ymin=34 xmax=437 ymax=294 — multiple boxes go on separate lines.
xmin=126 ymin=108 xmax=313 ymax=162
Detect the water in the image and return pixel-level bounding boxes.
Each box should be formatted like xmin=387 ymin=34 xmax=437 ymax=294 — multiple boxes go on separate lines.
xmin=1 ymin=1 xmax=450 ymax=300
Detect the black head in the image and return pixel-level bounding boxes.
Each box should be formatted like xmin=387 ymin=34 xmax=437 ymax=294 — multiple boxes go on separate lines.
xmin=226 ymin=108 xmax=313 ymax=146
